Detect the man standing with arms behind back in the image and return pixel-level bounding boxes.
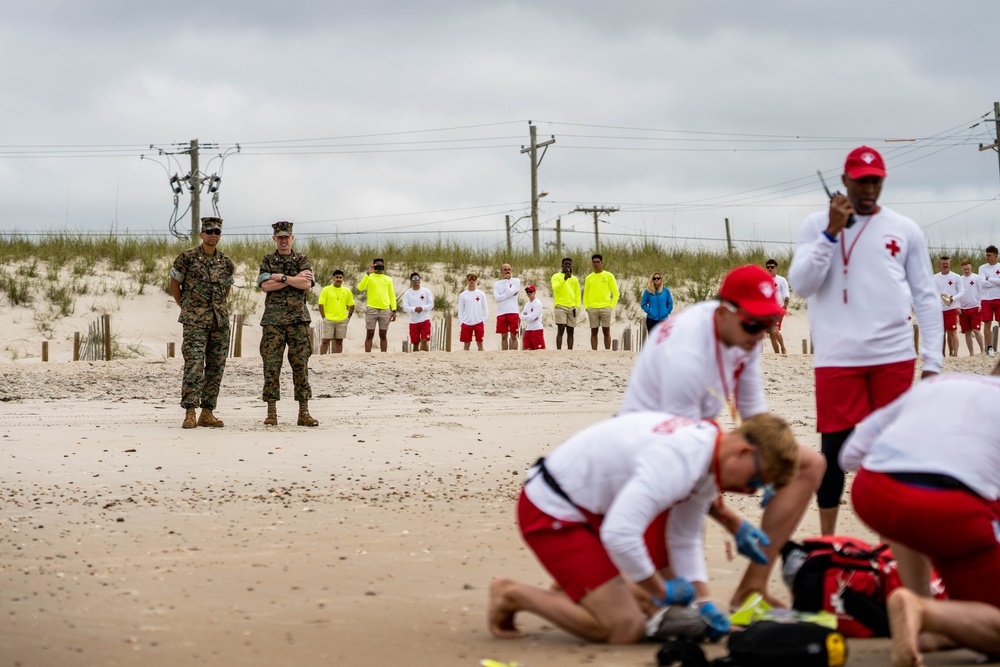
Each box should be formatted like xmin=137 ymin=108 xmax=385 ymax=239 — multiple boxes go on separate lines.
xmin=788 ymin=146 xmax=942 ymax=536
xmin=169 ymin=216 xmax=235 ymax=429
xmin=551 ymin=257 xmax=580 ymax=350
xmin=978 ymin=245 xmax=1000 ymax=357
xmin=257 ymin=221 xmax=318 ymax=427
xmin=959 ymin=260 xmax=986 ymax=356
xmin=494 ymin=263 xmax=521 ymax=351
xmin=583 ymin=254 xmax=619 ymax=350
xmin=934 ymin=256 xmax=964 ymax=358
xmin=317 ymin=270 xmax=354 ymax=355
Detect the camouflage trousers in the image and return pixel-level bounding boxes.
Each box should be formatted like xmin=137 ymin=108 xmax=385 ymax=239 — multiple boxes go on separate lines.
xmin=260 ymin=323 xmax=313 ymax=402
xmin=181 ymin=322 xmax=230 ymax=409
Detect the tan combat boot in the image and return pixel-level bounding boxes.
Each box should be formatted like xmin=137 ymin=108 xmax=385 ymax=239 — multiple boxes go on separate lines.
xmin=182 ymin=407 xmax=197 ymax=429
xmin=264 ymin=400 xmax=278 ymax=426
xmin=198 ymin=409 xmax=224 ymax=428
xmin=297 ymin=400 xmax=319 ymax=427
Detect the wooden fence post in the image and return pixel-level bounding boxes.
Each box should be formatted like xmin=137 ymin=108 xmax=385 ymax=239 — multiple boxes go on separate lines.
xmin=42 ymin=341 xmax=48 ymax=362
xmin=102 ymin=314 xmax=112 ymax=361
xmin=445 ymin=314 xmax=453 ymax=352
xmin=73 ymin=332 xmax=81 ymax=361
xmin=168 ymin=342 xmax=175 ymax=358
xmin=234 ymin=314 xmax=243 ymax=357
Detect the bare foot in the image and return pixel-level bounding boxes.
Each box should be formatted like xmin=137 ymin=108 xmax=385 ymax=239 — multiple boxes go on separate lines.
xmin=488 ymin=578 xmax=525 ymax=639
xmin=888 ymin=589 xmax=924 ymax=667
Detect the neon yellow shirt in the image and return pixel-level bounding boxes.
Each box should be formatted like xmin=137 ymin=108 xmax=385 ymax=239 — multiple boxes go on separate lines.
xmin=318 ymin=284 xmax=355 ymax=321
xmin=550 ymin=272 xmax=581 ymax=308
xmin=583 ymin=271 xmax=619 ymax=309
xmin=357 ymin=273 xmax=396 ymax=310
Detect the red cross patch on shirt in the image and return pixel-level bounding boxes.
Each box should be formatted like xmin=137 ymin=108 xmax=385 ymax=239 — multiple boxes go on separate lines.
xmin=948 ymin=280 xmax=953 ymax=286
xmin=420 ymin=295 xmax=425 ymax=300
xmin=475 ymin=297 xmax=480 ymax=301
xmin=885 ymin=239 xmax=902 ymax=256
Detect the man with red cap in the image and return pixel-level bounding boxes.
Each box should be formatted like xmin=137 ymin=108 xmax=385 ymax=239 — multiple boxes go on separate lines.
xmin=788 ymin=146 xmax=942 ymax=536
xmin=621 ymin=265 xmax=826 ymax=610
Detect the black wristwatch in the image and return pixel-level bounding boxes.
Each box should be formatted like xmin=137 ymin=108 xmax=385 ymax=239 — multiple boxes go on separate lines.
xmin=280 ymin=275 xmax=287 ymax=283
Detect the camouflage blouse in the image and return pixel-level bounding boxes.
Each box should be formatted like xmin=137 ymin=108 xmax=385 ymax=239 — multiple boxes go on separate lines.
xmin=257 ymin=250 xmax=314 ymax=326
xmin=170 ymin=246 xmax=235 ymax=327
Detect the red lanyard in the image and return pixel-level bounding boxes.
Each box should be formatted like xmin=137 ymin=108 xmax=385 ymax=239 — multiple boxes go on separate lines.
xmin=839 ymin=209 xmax=878 ymax=304
xmin=712 ymin=319 xmax=744 ymax=423
xmin=711 ymin=432 xmax=724 ymax=509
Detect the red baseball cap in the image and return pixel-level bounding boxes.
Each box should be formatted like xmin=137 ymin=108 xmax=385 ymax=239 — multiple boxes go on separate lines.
xmin=525 ymin=284 xmax=536 ymax=292
xmin=844 ymin=146 xmax=886 ymax=180
xmin=718 ymin=265 xmax=785 ymax=318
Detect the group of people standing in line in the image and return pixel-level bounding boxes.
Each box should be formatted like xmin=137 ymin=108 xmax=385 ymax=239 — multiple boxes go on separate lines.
xmin=933 ymin=249 xmax=1000 ymax=358
xmin=489 ymin=146 xmax=1000 ymax=667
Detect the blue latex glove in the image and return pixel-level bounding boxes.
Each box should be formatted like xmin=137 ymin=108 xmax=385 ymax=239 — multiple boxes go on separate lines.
xmin=735 ymin=521 xmax=771 ymax=565
xmin=654 ymin=577 xmax=695 ymax=607
xmin=698 ymin=601 xmax=731 ymax=641
xmin=760 ymin=484 xmax=776 ymax=508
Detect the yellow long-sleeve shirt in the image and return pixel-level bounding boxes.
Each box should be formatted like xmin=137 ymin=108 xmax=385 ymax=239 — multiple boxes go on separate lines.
xmin=357 ymin=273 xmax=396 ymax=310
xmin=550 ymin=272 xmax=581 ymax=309
xmin=583 ymin=271 xmax=619 ymax=309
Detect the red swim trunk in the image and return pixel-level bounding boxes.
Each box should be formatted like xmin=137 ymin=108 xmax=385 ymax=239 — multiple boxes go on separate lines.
xmin=523 ymin=329 xmax=545 ymax=350
xmin=517 ymin=490 xmax=670 ymax=603
xmin=773 ymin=313 xmax=785 ymax=330
xmin=852 ymin=468 xmax=1000 ymax=607
xmin=408 ymin=320 xmax=431 ymax=343
xmin=460 ymin=322 xmax=484 ymax=343
xmin=960 ymin=308 xmax=982 ymax=334
xmin=814 ymin=359 xmax=915 ymax=433
xmin=982 ymin=299 xmax=1000 ymax=323
xmin=496 ymin=313 xmax=520 ymax=335
xmin=943 ymin=309 xmax=959 ymax=331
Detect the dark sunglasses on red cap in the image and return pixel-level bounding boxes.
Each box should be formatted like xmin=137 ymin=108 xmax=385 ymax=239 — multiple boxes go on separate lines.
xmin=722 ymin=301 xmax=775 ymax=334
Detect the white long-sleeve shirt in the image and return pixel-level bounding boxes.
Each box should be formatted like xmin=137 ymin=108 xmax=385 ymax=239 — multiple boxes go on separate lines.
xmin=521 ymin=298 xmax=543 ymax=331
xmin=933 ymin=272 xmax=963 ymax=312
xmin=978 ymin=261 xmax=1000 ymax=301
xmin=524 ymin=412 xmax=721 ymax=584
xmin=457 ymin=289 xmax=488 ymax=326
xmin=620 ymin=301 xmax=767 ymax=420
xmin=773 ymin=275 xmax=790 ymax=305
xmin=958 ymin=273 xmax=983 ymax=309
xmin=840 ymin=373 xmax=1000 ymax=501
xmin=401 ymin=287 xmax=434 ymax=323
xmin=788 ymin=206 xmax=943 ymax=373
xmin=493 ymin=278 xmax=521 ymax=316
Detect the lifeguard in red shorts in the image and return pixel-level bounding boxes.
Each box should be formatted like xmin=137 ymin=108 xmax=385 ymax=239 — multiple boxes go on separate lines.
xmin=401 ymin=272 xmax=434 ymax=353
xmin=840 ymin=365 xmax=1000 ymax=667
xmin=520 ymin=285 xmax=545 ymax=350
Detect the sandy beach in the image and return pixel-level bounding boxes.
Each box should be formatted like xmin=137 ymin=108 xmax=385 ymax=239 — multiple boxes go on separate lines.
xmin=2 ymin=288 xmax=996 ymax=666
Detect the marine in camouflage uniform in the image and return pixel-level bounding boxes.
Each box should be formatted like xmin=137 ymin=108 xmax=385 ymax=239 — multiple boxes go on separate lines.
xmin=169 ymin=216 xmax=235 ymax=429
xmin=257 ymin=220 xmax=318 ymax=426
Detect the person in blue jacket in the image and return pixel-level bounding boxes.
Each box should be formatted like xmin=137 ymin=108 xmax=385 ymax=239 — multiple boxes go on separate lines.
xmin=641 ymin=272 xmax=673 ymax=332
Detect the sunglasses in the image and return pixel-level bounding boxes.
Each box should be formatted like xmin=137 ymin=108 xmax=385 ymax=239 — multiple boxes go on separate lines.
xmin=765 ymin=265 xmax=777 ymax=270
xmin=203 ymin=230 xmax=222 ymax=235
xmin=722 ymin=302 xmax=774 ymax=334
xmin=653 ymin=277 xmax=662 ymax=281
xmin=747 ymin=450 xmax=765 ymax=490
xmin=410 ymin=277 xmax=421 ymax=281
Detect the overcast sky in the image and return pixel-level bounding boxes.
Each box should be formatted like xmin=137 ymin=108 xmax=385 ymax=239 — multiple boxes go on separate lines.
xmin=3 ymin=1 xmax=999 ymax=253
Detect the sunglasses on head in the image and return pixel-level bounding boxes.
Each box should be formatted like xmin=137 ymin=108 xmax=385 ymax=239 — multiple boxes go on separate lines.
xmin=722 ymin=301 xmax=774 ymax=334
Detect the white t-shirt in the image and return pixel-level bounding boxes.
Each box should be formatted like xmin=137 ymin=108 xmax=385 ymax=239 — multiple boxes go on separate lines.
xmin=978 ymin=262 xmax=1000 ymax=301
xmin=494 ymin=278 xmax=521 ymax=316
xmin=521 ymin=298 xmax=543 ymax=331
xmin=524 ymin=412 xmax=720 ymax=584
xmin=840 ymin=374 xmax=1000 ymax=501
xmin=933 ymin=272 xmax=964 ymax=312
xmin=620 ymin=301 xmax=767 ymax=421
xmin=458 ymin=289 xmax=489 ymax=326
xmin=788 ymin=206 xmax=943 ymax=372
xmin=773 ymin=275 xmax=790 ymax=305
xmin=401 ymin=287 xmax=434 ymax=323
xmin=958 ymin=273 xmax=983 ymax=309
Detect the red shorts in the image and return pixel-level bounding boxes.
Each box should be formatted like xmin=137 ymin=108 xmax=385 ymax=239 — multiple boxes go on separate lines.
xmin=773 ymin=313 xmax=785 ymax=331
xmin=982 ymin=299 xmax=1000 ymax=323
xmin=496 ymin=313 xmax=520 ymax=335
xmin=517 ymin=490 xmax=669 ymax=603
xmin=814 ymin=360 xmax=915 ymax=433
xmin=460 ymin=322 xmax=484 ymax=343
xmin=408 ymin=320 xmax=431 ymax=343
xmin=960 ymin=308 xmax=982 ymax=333
xmin=523 ymin=329 xmax=545 ymax=350
xmin=942 ymin=309 xmax=959 ymax=331
xmin=852 ymin=468 xmax=1000 ymax=607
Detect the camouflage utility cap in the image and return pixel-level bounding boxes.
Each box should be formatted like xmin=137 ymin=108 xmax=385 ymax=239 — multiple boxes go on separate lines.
xmin=201 ymin=217 xmax=223 ymax=232
xmin=272 ymin=221 xmax=293 ymax=237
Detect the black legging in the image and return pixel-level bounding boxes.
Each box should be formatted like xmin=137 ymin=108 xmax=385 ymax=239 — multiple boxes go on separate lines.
xmin=817 ymin=428 xmax=854 ymax=509
xmin=646 ymin=317 xmax=664 ymax=333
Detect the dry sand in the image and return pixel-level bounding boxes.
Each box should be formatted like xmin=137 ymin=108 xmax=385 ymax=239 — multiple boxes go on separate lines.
xmin=2 ymin=292 xmax=996 ymax=667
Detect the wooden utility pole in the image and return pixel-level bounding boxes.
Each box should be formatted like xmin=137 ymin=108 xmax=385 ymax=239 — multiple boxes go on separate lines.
xmin=555 ymin=216 xmax=562 ymax=256
xmin=188 ymin=139 xmax=201 ymax=242
xmin=724 ymin=218 xmax=734 ymax=256
xmin=573 ymin=206 xmax=619 ymax=252
xmin=505 ymin=215 xmax=513 ymax=254
xmin=520 ymin=123 xmax=555 ymax=258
